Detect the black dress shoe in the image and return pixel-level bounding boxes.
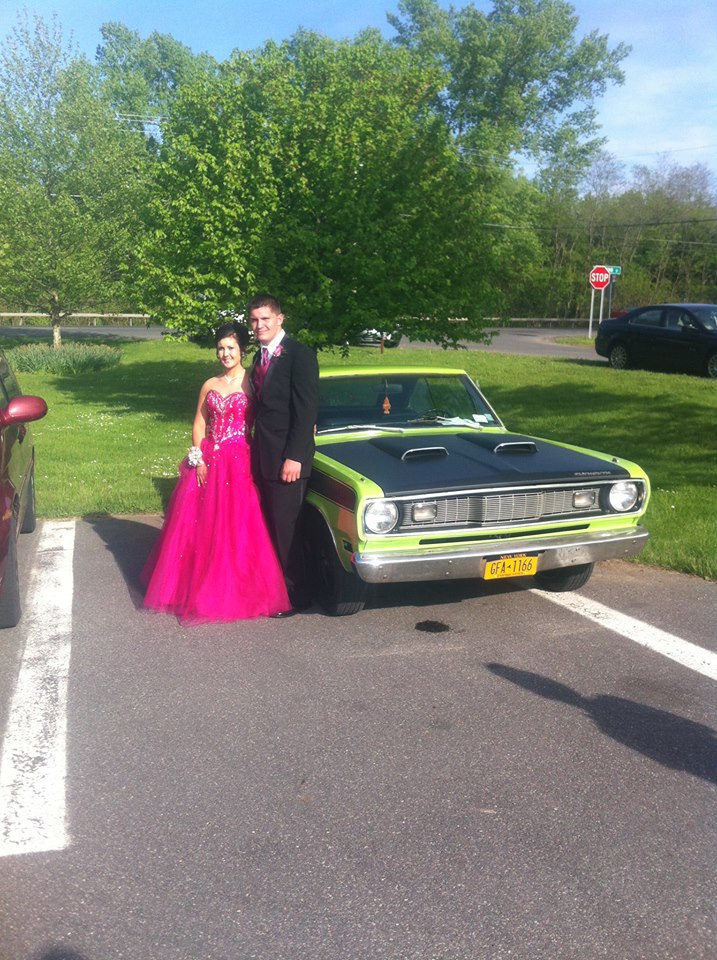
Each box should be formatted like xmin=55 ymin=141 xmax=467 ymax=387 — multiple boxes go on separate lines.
xmin=289 ymin=596 xmax=312 ymax=612
xmin=270 ymin=608 xmax=298 ymax=619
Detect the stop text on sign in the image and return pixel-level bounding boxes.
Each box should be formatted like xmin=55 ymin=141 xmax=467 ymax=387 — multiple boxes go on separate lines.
xmin=589 ymin=265 xmax=611 ymax=290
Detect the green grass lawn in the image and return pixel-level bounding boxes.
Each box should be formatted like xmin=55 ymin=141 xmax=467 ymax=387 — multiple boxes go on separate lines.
xmin=553 ymin=336 xmax=594 ymax=346
xmin=9 ymin=337 xmax=716 ymax=581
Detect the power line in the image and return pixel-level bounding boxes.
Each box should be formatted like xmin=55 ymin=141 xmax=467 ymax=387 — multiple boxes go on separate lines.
xmin=593 ymin=217 xmax=717 ymax=228
xmin=479 ymin=218 xmax=717 ymax=231
xmin=605 ymin=143 xmax=717 ymax=162
xmin=477 ymin=219 xmax=717 ymax=247
xmin=115 ymin=113 xmax=166 ymax=126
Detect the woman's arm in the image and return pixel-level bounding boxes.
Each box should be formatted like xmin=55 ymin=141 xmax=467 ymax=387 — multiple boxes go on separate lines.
xmin=191 ymin=381 xmax=212 ymax=486
xmin=192 ymin=381 xmax=211 ymax=446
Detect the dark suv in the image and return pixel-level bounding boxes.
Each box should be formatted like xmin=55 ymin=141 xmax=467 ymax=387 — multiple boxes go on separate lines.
xmin=0 ymin=350 xmax=47 ymax=627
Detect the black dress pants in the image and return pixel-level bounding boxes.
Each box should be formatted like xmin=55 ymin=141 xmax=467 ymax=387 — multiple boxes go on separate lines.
xmin=261 ymin=477 xmax=310 ymax=607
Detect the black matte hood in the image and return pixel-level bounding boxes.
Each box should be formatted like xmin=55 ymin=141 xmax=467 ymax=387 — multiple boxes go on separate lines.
xmin=316 ymin=431 xmax=628 ymax=497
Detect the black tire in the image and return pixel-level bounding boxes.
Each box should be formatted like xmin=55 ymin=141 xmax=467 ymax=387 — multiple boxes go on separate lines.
xmin=0 ymin=520 xmax=22 ymax=628
xmin=706 ymin=351 xmax=717 ymax=380
xmin=306 ymin=510 xmax=367 ymax=616
xmin=608 ymin=343 xmax=630 ymax=370
xmin=20 ymin=467 xmax=37 ymax=534
xmin=534 ymin=562 xmax=594 ymax=593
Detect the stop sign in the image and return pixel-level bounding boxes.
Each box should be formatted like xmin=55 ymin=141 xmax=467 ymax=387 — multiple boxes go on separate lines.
xmin=589 ymin=264 xmax=611 ymax=290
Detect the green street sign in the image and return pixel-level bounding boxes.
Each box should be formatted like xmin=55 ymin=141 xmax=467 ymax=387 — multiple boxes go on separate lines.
xmin=608 ymin=265 xmax=622 ymax=275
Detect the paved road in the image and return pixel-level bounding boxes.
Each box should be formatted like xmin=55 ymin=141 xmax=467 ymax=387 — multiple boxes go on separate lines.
xmin=1 ymin=323 xmax=600 ymax=362
xmin=1 ymin=518 xmax=715 ymax=960
xmin=0 ymin=323 xmax=164 ymax=341
xmin=397 ymin=324 xmax=598 ymax=360
xmin=447 ymin=325 xmax=596 ymax=360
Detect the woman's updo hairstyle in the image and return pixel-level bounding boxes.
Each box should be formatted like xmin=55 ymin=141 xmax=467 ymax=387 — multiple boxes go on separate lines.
xmin=214 ymin=319 xmax=250 ymax=350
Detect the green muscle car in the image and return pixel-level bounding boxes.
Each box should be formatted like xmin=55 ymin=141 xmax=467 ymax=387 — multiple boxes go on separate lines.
xmin=304 ymin=367 xmax=650 ymax=615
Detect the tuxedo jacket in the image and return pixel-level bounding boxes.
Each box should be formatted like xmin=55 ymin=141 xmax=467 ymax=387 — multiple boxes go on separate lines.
xmin=250 ymin=335 xmax=320 ymax=482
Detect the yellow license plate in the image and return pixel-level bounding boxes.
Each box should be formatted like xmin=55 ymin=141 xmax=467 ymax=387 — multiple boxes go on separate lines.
xmin=484 ymin=554 xmax=539 ymax=580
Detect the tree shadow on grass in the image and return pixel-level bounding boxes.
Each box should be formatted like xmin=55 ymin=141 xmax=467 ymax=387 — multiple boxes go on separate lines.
xmin=49 ymin=357 xmax=214 ymax=423
xmin=485 ymin=375 xmax=713 ymax=488
xmin=486 ymin=662 xmax=717 ymax=785
xmin=151 ymin=476 xmax=177 ymax=511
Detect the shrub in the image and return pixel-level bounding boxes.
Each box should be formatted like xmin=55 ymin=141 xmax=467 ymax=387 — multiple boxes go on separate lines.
xmin=9 ymin=343 xmax=122 ymax=374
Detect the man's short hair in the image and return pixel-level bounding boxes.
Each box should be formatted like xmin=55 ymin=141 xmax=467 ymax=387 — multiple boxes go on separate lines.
xmin=247 ymin=293 xmax=283 ymax=315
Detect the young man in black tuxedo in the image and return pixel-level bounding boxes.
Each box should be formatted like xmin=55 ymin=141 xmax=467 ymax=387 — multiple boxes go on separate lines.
xmin=248 ymin=294 xmax=320 ymax=617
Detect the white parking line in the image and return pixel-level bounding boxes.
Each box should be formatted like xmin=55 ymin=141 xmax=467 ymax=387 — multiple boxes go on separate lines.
xmin=0 ymin=520 xmax=75 ymax=857
xmin=534 ymin=589 xmax=717 ymax=681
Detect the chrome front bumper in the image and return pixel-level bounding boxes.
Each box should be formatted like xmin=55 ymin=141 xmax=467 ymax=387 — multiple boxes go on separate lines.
xmin=353 ymin=526 xmax=649 ymax=584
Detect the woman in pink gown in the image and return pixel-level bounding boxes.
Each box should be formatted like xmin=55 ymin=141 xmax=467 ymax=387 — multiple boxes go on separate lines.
xmin=141 ymin=321 xmax=290 ymax=623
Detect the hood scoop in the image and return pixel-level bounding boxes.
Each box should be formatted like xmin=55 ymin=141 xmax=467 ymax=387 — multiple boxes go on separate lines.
xmin=401 ymin=446 xmax=449 ymax=462
xmin=458 ymin=433 xmax=539 ymax=456
xmin=493 ymin=440 xmax=538 ymax=455
xmin=370 ymin=437 xmax=450 ymax=461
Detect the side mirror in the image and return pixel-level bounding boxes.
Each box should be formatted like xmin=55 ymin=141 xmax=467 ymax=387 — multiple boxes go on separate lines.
xmin=0 ymin=395 xmax=48 ymax=428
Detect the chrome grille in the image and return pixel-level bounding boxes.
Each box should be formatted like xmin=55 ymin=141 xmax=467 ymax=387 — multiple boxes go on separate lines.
xmin=398 ymin=487 xmax=600 ymax=531
xmin=481 ymin=491 xmax=543 ymax=522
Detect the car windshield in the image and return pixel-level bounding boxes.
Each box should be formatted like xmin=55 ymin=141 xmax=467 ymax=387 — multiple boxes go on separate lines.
xmin=692 ymin=305 xmax=717 ymax=330
xmin=316 ymin=373 xmax=500 ymax=432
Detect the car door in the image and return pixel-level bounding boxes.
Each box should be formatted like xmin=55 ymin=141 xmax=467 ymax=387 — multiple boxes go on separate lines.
xmin=675 ymin=310 xmax=712 ymax=373
xmin=625 ymin=307 xmax=664 ymax=366
xmin=649 ymin=307 xmax=699 ymax=372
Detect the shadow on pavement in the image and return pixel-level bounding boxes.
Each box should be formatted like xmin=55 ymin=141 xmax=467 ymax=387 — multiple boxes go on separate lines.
xmin=87 ymin=514 xmax=160 ymax=608
xmin=486 ymin=662 xmax=717 ymax=785
xmin=33 ymin=948 xmax=90 ymax=960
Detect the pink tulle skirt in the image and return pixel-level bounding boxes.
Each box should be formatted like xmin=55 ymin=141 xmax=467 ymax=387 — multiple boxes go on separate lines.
xmin=141 ymin=436 xmax=290 ymax=623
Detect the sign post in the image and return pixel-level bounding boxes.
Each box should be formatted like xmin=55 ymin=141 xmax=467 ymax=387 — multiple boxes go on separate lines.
xmin=588 ymin=264 xmax=611 ymax=337
xmin=606 ymin=265 xmax=621 ymax=317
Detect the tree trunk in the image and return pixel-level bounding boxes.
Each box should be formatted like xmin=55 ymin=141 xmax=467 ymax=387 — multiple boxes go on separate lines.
xmin=49 ymin=292 xmax=63 ymax=348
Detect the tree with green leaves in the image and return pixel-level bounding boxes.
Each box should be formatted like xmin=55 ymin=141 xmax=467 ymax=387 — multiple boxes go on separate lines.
xmin=139 ymin=29 xmax=538 ymax=347
xmin=95 ymin=23 xmax=217 ymax=153
xmin=0 ymin=11 xmax=149 ymax=346
xmin=389 ymin=0 xmax=631 ymax=186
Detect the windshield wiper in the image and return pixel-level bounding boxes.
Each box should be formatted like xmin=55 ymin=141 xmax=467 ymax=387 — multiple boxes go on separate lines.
xmin=406 ymin=414 xmax=484 ymax=429
xmin=318 ymin=423 xmax=406 ymax=435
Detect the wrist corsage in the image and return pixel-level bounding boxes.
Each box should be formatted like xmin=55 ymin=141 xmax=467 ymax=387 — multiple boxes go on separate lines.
xmin=187 ymin=445 xmax=205 ymax=467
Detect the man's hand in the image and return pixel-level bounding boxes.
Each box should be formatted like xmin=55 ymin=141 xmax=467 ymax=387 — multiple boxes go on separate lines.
xmin=281 ymin=458 xmax=302 ymax=483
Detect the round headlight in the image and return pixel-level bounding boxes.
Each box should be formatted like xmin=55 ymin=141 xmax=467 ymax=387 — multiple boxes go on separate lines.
xmin=364 ymin=500 xmax=399 ymax=534
xmin=608 ymin=481 xmax=640 ymax=512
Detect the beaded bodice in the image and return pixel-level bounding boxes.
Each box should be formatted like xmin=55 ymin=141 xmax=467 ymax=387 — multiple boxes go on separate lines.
xmin=206 ymin=390 xmax=251 ymax=449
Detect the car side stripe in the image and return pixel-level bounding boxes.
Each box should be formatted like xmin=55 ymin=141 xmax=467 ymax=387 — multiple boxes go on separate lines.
xmin=309 ymin=470 xmax=357 ymax=510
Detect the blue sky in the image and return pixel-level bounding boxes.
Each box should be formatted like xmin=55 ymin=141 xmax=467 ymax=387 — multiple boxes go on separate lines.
xmin=1 ymin=0 xmax=715 ymax=175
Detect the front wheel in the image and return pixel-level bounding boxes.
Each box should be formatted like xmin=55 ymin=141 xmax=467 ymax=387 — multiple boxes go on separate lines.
xmin=706 ymin=351 xmax=717 ymax=379
xmin=306 ymin=510 xmax=367 ymax=616
xmin=534 ymin=562 xmax=594 ymax=593
xmin=608 ymin=343 xmax=630 ymax=370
